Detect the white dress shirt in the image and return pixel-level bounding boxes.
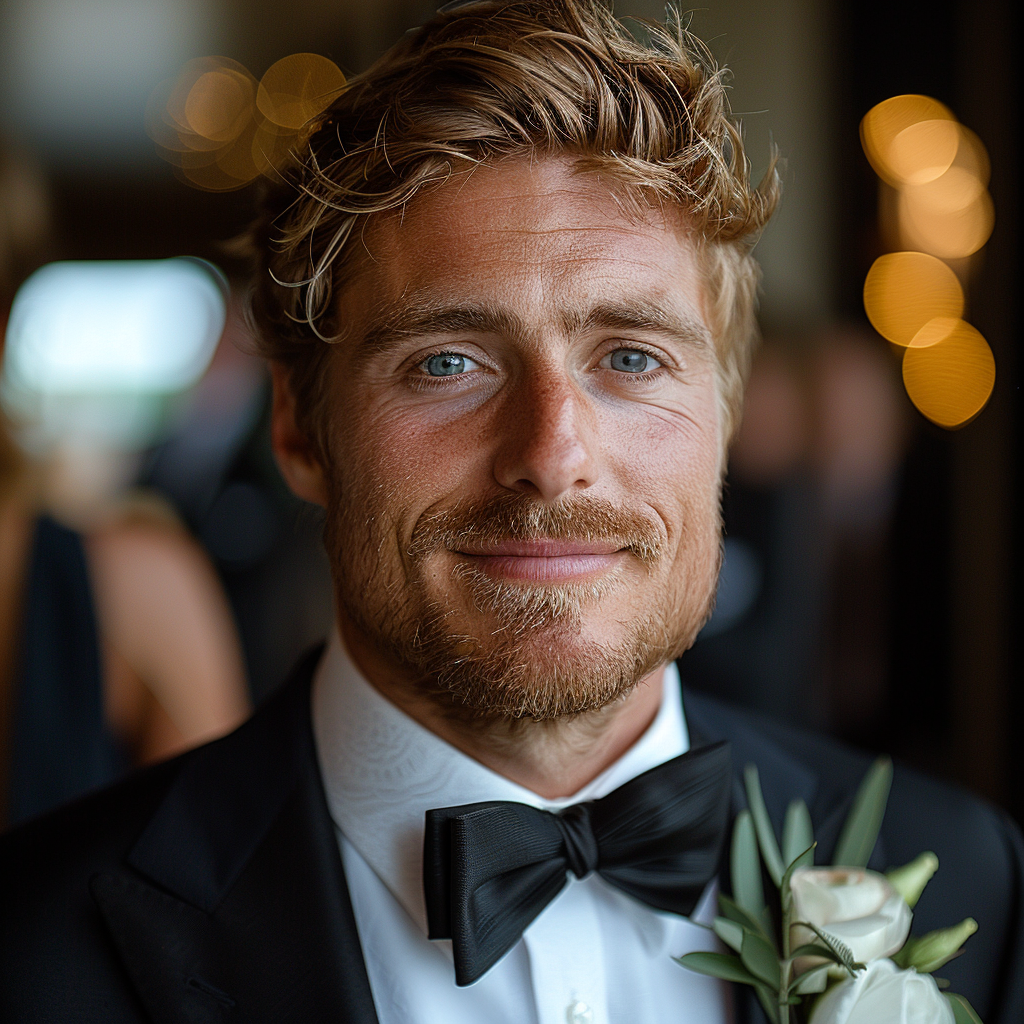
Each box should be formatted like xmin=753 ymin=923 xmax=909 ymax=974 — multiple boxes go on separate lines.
xmin=312 ymin=630 xmax=731 ymax=1024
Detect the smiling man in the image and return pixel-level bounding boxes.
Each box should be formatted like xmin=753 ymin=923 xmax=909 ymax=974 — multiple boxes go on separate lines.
xmin=279 ymin=156 xmax=725 ymax=796
xmin=2 ymin=3 xmax=1023 ymax=1023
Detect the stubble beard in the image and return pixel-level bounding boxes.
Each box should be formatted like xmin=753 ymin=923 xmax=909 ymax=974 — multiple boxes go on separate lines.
xmin=325 ymin=482 xmax=722 ymax=724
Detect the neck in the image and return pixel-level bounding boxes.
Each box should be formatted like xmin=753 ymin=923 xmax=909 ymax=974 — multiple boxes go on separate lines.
xmin=337 ymin=615 xmax=665 ymax=799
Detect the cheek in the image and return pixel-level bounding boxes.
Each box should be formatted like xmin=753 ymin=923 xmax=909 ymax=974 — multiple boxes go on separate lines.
xmin=334 ymin=399 xmax=489 ymax=534
xmin=599 ymin=384 xmax=722 ymax=521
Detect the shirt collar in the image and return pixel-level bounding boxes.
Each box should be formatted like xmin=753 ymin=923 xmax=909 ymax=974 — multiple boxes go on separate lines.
xmin=312 ymin=628 xmax=690 ymax=935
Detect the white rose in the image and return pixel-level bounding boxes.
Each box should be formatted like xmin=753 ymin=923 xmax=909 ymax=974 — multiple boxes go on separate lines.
xmin=791 ymin=867 xmax=912 ymax=963
xmin=810 ymin=959 xmax=954 ymax=1024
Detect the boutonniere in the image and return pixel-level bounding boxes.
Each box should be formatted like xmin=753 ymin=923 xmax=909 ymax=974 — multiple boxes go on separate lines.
xmin=678 ymin=758 xmax=984 ymax=1023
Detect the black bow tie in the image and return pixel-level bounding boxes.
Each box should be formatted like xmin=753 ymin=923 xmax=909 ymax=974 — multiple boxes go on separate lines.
xmin=423 ymin=740 xmax=732 ymax=986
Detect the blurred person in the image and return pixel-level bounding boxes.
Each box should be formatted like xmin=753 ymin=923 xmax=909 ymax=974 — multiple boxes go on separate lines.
xmin=1 ymin=5 xmax=1022 ymax=1024
xmin=0 ymin=144 xmax=250 ymax=828
xmin=141 ymin=316 xmax=336 ymax=703
xmin=688 ymin=327 xmax=908 ymax=732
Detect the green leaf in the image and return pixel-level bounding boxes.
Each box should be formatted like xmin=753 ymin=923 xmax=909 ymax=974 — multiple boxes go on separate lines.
xmin=792 ymin=963 xmax=831 ymax=994
xmin=676 ymin=951 xmax=758 ymax=985
xmin=740 ymin=929 xmax=782 ymax=991
xmin=780 ymin=842 xmax=816 ymax=909
xmin=946 ymin=992 xmax=985 ymax=1024
xmin=886 ymin=851 xmax=939 ymax=909
xmin=834 ymin=757 xmax=893 ymax=868
xmin=717 ymin=894 xmax=776 ymax=950
xmin=731 ymin=810 xmax=767 ymax=921
xmin=789 ymin=943 xmax=847 ymax=964
xmin=744 ymin=764 xmax=786 ymax=886
xmin=713 ymin=916 xmax=744 ymax=953
xmin=792 ymin=921 xmax=859 ymax=975
xmin=895 ymin=919 xmax=978 ymax=973
xmin=782 ymin=799 xmax=815 ymax=868
xmin=754 ymin=983 xmax=781 ymax=1024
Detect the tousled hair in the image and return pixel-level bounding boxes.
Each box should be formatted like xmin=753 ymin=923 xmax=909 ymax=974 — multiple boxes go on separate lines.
xmin=246 ymin=0 xmax=780 ymax=459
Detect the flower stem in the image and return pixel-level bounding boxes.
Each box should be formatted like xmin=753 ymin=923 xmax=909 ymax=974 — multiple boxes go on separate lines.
xmin=778 ymin=958 xmax=792 ymax=1024
xmin=780 ymin=872 xmax=794 ymax=1022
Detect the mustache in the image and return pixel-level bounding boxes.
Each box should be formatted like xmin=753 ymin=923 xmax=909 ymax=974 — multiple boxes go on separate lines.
xmin=408 ymin=492 xmax=663 ymax=565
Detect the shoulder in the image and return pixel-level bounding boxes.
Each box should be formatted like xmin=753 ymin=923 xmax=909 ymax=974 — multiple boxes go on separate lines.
xmin=85 ymin=509 xmax=249 ymax=752
xmin=0 ymin=652 xmax=327 ymax=1022
xmin=684 ymin=684 xmax=1009 ymax=851
xmin=0 ymin=649 xmax=316 ymax=933
xmin=0 ymin=752 xmax=186 ymax=922
xmin=0 ymin=668 xmax=296 ymax=1022
xmin=0 ymin=753 xmax=187 ymax=1021
xmin=84 ymin=514 xmax=230 ymax=629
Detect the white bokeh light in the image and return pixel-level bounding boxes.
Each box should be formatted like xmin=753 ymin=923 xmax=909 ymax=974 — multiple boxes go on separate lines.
xmin=2 ymin=258 xmax=226 ymax=450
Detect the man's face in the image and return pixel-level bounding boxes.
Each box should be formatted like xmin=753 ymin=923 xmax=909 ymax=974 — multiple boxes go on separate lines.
xmin=317 ymin=156 xmax=723 ymax=720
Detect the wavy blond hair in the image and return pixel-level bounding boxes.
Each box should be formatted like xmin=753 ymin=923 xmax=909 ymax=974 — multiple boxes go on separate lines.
xmin=247 ymin=0 xmax=779 ymax=459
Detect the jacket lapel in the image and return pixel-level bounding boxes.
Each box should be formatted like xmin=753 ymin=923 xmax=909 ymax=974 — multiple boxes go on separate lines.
xmin=91 ymin=649 xmax=379 ymax=1024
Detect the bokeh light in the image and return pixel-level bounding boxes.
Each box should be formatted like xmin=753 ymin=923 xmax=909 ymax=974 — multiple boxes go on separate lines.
xmin=896 ymin=125 xmax=993 ymax=258
xmin=898 ymin=186 xmax=994 ymax=259
xmin=256 ymin=53 xmax=346 ymax=131
xmin=185 ymin=69 xmax=256 ymax=144
xmin=901 ymin=318 xmax=995 ymax=427
xmin=2 ymin=259 xmax=226 ymax=449
xmin=887 ymin=119 xmax=960 ymax=185
xmin=860 ymin=95 xmax=956 ymax=186
xmin=147 ymin=52 xmax=345 ymax=192
xmin=863 ymin=252 xmax=963 ymax=346
xmin=251 ymin=119 xmax=299 ymax=179
xmin=150 ymin=57 xmax=256 ymax=153
xmin=861 ymin=95 xmax=995 ymax=429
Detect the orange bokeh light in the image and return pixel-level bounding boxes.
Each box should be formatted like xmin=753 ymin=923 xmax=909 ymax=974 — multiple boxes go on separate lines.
xmin=860 ymin=95 xmax=956 ymax=186
xmin=898 ymin=185 xmax=994 ymax=259
xmin=184 ymin=68 xmax=256 ymax=144
xmin=251 ymin=119 xmax=297 ymax=179
xmin=902 ymin=319 xmax=995 ymax=427
xmin=256 ymin=53 xmax=346 ymax=131
xmin=863 ymin=252 xmax=963 ymax=346
xmin=887 ymin=119 xmax=960 ymax=185
xmin=148 ymin=52 xmax=345 ymax=191
xmin=895 ymin=125 xmax=993 ymax=258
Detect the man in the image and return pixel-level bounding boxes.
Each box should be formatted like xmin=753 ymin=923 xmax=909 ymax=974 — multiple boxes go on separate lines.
xmin=2 ymin=3 xmax=1022 ymax=1022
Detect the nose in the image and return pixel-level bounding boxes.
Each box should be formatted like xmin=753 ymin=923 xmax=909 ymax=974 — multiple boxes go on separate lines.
xmin=492 ymin=368 xmax=598 ymax=502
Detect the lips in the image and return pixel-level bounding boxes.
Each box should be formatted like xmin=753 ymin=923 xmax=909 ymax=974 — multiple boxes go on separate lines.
xmin=455 ymin=539 xmax=623 ymax=557
xmin=454 ymin=540 xmax=625 ymax=581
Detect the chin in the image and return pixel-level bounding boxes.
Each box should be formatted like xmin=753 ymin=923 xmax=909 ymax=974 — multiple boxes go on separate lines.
xmin=407 ymin=604 xmax=688 ymax=724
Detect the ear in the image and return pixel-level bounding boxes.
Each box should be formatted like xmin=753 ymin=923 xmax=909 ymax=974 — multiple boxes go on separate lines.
xmin=270 ymin=363 xmax=329 ymax=507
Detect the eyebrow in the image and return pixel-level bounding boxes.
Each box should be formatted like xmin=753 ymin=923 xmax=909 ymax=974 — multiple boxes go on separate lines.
xmin=357 ymin=296 xmax=710 ymax=355
xmin=360 ymin=300 xmax=529 ymax=354
xmin=561 ymin=299 xmax=711 ymax=350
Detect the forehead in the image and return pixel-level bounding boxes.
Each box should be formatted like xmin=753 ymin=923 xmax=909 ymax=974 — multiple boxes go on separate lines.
xmin=343 ymin=156 xmax=707 ymax=330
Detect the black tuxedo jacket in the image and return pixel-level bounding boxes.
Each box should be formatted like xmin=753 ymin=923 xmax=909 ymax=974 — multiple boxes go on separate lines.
xmin=2 ymin=648 xmax=1023 ymax=1024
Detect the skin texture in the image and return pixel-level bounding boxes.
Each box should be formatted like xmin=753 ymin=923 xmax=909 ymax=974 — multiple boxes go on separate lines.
xmin=272 ymin=156 xmax=724 ymax=797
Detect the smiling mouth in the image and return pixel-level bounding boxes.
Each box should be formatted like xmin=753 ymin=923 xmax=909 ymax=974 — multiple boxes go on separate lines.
xmin=453 ymin=540 xmax=626 ymax=582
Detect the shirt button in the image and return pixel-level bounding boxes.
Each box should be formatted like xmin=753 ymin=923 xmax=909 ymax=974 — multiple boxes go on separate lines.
xmin=566 ymin=1000 xmax=594 ymax=1024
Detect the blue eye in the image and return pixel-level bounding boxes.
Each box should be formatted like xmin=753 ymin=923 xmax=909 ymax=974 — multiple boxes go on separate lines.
xmin=605 ymin=349 xmax=661 ymax=373
xmin=423 ymin=352 xmax=472 ymax=376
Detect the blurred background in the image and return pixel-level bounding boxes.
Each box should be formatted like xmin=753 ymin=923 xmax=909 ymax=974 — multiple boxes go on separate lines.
xmin=0 ymin=0 xmax=1018 ymax=823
